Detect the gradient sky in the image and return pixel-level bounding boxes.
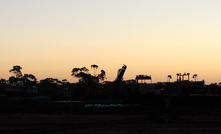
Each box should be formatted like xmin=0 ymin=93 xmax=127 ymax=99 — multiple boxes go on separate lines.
xmin=1 ymin=0 xmax=221 ymax=84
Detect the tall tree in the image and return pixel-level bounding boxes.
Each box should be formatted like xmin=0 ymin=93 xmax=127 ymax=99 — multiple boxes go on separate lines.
xmin=91 ymin=64 xmax=98 ymax=76
xmin=23 ymin=74 xmax=37 ymax=81
xmin=97 ymin=70 xmax=106 ymax=82
xmin=71 ymin=67 xmax=89 ymax=76
xmin=23 ymin=74 xmax=37 ymax=85
xmin=9 ymin=65 xmax=23 ymax=78
xmin=71 ymin=66 xmax=106 ymax=84
xmin=71 ymin=67 xmax=94 ymax=84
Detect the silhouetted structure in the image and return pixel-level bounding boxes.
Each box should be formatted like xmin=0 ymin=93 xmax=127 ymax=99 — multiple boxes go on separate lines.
xmin=113 ymin=64 xmax=127 ymax=94
xmin=134 ymin=75 xmax=155 ymax=95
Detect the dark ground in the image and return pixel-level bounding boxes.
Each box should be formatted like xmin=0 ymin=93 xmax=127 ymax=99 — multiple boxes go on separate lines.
xmin=1 ymin=96 xmax=221 ymax=134
xmin=1 ymin=106 xmax=221 ymax=134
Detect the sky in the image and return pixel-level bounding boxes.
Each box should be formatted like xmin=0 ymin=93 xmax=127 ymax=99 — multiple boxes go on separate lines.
xmin=1 ymin=0 xmax=221 ymax=84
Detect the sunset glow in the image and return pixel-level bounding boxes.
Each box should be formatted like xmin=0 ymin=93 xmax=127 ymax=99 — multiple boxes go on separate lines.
xmin=1 ymin=0 xmax=221 ymax=84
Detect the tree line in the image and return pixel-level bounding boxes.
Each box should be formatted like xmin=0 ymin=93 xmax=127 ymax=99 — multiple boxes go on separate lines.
xmin=0 ymin=65 xmax=109 ymax=97
xmin=0 ymin=64 xmax=106 ymax=85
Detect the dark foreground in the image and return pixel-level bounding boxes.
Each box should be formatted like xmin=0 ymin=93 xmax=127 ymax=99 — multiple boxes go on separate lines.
xmin=1 ymin=96 xmax=221 ymax=133
xmin=1 ymin=106 xmax=221 ymax=134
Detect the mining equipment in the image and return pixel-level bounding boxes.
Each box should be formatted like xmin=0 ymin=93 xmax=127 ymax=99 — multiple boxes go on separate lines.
xmin=113 ymin=64 xmax=127 ymax=95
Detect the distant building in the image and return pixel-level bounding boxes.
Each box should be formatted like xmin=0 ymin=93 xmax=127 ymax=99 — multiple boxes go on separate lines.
xmin=134 ymin=75 xmax=154 ymax=94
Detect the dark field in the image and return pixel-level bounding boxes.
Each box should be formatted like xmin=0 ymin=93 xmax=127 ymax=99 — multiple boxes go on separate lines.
xmin=1 ymin=107 xmax=221 ymax=133
xmin=1 ymin=96 xmax=221 ymax=134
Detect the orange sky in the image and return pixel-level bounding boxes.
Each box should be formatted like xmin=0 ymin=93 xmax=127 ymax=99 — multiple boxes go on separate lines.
xmin=1 ymin=0 xmax=221 ymax=84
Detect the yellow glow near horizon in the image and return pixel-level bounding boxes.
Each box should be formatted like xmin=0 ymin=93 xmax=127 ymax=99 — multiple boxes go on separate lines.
xmin=1 ymin=0 xmax=221 ymax=84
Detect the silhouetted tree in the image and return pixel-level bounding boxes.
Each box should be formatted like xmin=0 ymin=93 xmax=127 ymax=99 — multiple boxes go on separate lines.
xmin=9 ymin=65 xmax=22 ymax=78
xmin=97 ymin=70 xmax=106 ymax=82
xmin=0 ymin=78 xmax=7 ymax=91
xmin=71 ymin=66 xmax=105 ymax=84
xmin=8 ymin=76 xmax=18 ymax=84
xmin=71 ymin=67 xmax=89 ymax=76
xmin=71 ymin=67 xmax=91 ymax=84
xmin=91 ymin=64 xmax=98 ymax=76
xmin=39 ymin=78 xmax=63 ymax=96
xmin=75 ymin=72 xmax=98 ymax=84
xmin=40 ymin=78 xmax=62 ymax=86
xmin=192 ymin=74 xmax=198 ymax=82
xmin=0 ymin=78 xmax=6 ymax=83
xmin=62 ymin=79 xmax=69 ymax=85
xmin=23 ymin=74 xmax=37 ymax=86
xmin=167 ymin=75 xmax=172 ymax=82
